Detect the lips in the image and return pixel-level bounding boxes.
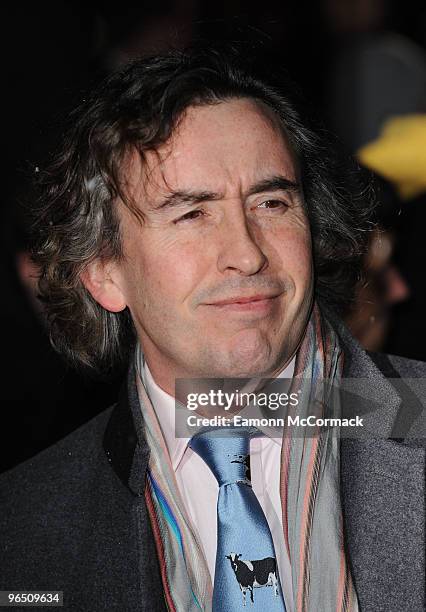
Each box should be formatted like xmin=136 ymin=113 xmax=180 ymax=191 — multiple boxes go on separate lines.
xmin=209 ymin=294 xmax=279 ymax=306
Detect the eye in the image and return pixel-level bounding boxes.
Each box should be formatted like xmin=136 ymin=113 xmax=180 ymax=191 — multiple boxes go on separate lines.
xmin=257 ymin=199 xmax=288 ymax=210
xmin=174 ymin=209 xmax=205 ymax=224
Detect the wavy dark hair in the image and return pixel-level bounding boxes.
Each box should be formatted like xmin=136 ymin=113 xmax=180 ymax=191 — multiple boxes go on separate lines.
xmin=31 ymin=45 xmax=375 ymax=372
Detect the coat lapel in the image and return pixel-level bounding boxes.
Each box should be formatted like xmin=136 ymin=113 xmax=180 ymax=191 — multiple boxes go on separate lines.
xmin=103 ymin=362 xmax=167 ymax=611
xmin=335 ymin=319 xmax=425 ymax=611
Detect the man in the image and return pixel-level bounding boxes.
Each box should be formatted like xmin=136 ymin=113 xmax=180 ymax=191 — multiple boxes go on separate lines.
xmin=0 ymin=47 xmax=425 ymax=611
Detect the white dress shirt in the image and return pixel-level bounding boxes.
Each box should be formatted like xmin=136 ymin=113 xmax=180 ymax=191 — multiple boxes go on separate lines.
xmin=140 ymin=359 xmax=295 ymax=611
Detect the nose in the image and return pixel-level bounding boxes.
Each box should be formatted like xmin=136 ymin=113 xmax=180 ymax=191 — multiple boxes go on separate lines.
xmin=217 ymin=211 xmax=268 ymax=276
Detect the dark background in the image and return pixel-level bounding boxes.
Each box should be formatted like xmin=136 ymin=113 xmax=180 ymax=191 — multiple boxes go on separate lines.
xmin=2 ymin=0 xmax=426 ymax=472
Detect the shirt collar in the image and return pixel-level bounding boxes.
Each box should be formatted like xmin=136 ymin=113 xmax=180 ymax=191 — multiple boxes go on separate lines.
xmin=141 ymin=356 xmax=295 ymax=470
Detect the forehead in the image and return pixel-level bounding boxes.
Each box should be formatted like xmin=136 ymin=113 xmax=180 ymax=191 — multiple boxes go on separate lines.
xmin=124 ymin=98 xmax=298 ymax=202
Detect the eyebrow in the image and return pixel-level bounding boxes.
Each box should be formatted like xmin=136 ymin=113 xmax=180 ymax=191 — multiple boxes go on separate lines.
xmin=150 ymin=175 xmax=301 ymax=212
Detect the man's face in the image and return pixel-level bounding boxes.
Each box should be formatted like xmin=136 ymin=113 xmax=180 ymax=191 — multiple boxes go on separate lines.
xmin=103 ymin=99 xmax=313 ymax=392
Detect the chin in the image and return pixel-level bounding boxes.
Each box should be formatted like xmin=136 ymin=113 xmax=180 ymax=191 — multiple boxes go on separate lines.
xmin=194 ymin=328 xmax=289 ymax=378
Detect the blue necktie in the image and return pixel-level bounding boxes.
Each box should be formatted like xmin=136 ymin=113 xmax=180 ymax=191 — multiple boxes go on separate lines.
xmin=189 ymin=428 xmax=286 ymax=611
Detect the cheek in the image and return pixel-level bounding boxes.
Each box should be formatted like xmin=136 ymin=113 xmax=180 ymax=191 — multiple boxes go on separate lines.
xmin=140 ymin=241 xmax=209 ymax=307
xmin=274 ymin=227 xmax=313 ymax=290
xmin=293 ymin=241 xmax=313 ymax=289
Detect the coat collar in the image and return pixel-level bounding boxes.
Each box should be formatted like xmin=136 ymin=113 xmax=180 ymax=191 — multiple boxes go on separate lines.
xmin=103 ymin=359 xmax=149 ymax=496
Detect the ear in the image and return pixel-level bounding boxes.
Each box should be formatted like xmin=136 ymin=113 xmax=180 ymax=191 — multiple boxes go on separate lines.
xmin=80 ymin=259 xmax=127 ymax=313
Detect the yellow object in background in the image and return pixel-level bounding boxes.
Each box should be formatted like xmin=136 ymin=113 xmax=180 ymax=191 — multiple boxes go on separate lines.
xmin=357 ymin=114 xmax=426 ymax=200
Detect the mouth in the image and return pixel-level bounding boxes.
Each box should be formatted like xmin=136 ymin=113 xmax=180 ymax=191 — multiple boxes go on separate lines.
xmin=206 ymin=294 xmax=281 ymax=313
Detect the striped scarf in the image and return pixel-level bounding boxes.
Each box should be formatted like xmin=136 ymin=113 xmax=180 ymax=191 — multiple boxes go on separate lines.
xmin=135 ymin=304 xmax=359 ymax=611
